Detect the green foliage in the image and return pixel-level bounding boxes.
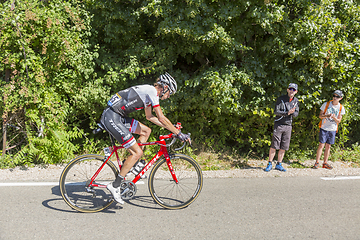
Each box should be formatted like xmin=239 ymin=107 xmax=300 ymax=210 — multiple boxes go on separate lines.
xmin=0 ymin=151 xmax=14 ymax=168
xmin=331 ymin=142 xmax=360 ymax=163
xmin=1 ymin=0 xmax=360 ymax=167
xmin=0 ymin=0 xmax=98 ymax=165
xmin=83 ymin=0 xmax=359 ymax=160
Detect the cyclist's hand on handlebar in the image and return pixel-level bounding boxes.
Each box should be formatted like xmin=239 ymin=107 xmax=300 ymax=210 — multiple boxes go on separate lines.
xmin=175 ymin=131 xmax=191 ymax=144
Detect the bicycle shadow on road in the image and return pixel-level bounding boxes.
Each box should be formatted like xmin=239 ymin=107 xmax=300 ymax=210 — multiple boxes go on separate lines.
xmin=45 ymin=186 xmax=168 ymax=212
xmin=41 ymin=185 xmax=121 ymax=213
xmin=125 ymin=195 xmax=165 ymax=210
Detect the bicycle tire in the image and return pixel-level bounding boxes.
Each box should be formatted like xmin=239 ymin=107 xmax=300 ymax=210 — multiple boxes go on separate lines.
xmin=148 ymin=154 xmax=203 ymax=209
xmin=59 ymin=154 xmax=119 ymax=213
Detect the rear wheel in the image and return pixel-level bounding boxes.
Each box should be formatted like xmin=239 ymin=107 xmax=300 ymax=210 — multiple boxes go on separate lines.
xmin=59 ymin=154 xmax=118 ymax=213
xmin=148 ymin=154 xmax=203 ymax=209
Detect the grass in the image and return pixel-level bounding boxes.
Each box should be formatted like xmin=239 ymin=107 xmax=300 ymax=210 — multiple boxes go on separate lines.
xmin=1 ymin=143 xmax=360 ymax=170
xmin=289 ymin=161 xmax=309 ymax=169
xmin=194 ymin=152 xmax=233 ymax=171
xmin=188 ymin=143 xmax=360 ymax=171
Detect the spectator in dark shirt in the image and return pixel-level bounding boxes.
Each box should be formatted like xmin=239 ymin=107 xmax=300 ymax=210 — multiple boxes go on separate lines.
xmin=265 ymin=83 xmax=299 ymax=172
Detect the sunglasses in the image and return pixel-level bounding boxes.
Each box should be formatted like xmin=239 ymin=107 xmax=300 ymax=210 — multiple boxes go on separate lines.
xmin=162 ymin=88 xmax=174 ymax=96
xmin=333 ymin=95 xmax=341 ymax=98
xmin=288 ymin=88 xmax=296 ymax=91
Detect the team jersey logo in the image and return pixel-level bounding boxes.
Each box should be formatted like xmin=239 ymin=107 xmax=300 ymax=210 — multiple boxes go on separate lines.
xmin=108 ymin=94 xmax=122 ymax=106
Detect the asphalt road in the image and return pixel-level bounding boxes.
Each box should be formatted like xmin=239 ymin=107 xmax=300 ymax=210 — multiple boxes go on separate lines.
xmin=0 ymin=177 xmax=359 ymax=240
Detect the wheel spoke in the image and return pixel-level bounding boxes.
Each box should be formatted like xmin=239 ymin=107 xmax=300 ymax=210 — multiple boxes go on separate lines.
xmin=149 ymin=154 xmax=203 ymax=209
xmin=60 ymin=155 xmax=118 ymax=213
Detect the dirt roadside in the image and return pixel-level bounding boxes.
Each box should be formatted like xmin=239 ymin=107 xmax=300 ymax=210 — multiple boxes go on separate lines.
xmin=0 ymin=159 xmax=359 ymax=181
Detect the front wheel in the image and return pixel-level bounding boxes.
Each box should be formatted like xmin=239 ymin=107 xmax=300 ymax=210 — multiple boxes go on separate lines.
xmin=148 ymin=154 xmax=203 ymax=209
xmin=59 ymin=154 xmax=119 ymax=213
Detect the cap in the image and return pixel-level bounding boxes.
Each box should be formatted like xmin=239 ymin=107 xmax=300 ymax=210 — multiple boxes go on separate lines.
xmin=333 ymin=90 xmax=343 ymax=98
xmin=288 ymin=83 xmax=298 ymax=91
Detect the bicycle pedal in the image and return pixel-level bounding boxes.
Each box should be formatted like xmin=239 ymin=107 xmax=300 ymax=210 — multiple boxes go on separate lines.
xmin=121 ymin=188 xmax=130 ymax=195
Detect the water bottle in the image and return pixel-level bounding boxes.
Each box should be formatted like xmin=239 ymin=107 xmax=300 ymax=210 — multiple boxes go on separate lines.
xmin=131 ymin=159 xmax=146 ymax=178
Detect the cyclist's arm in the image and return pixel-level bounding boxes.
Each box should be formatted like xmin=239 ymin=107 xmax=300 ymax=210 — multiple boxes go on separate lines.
xmin=145 ymin=106 xmax=180 ymax=134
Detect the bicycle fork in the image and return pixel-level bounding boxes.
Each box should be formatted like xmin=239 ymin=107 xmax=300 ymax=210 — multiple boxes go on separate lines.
xmin=165 ymin=156 xmax=179 ymax=184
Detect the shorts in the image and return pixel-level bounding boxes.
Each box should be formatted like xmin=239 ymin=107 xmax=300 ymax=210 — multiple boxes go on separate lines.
xmin=100 ymin=107 xmax=138 ymax=148
xmin=270 ymin=125 xmax=292 ymax=151
xmin=319 ymin=128 xmax=336 ymax=145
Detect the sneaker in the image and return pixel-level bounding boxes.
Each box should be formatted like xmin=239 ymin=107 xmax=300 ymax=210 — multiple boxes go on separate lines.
xmin=275 ymin=162 xmax=286 ymax=172
xmin=264 ymin=162 xmax=272 ymax=172
xmin=106 ymin=183 xmax=124 ymax=204
xmin=322 ymin=162 xmax=333 ymax=170
xmin=312 ymin=162 xmax=320 ymax=169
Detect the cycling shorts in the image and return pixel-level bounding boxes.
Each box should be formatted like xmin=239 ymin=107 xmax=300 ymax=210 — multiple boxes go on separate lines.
xmin=100 ymin=107 xmax=138 ymax=149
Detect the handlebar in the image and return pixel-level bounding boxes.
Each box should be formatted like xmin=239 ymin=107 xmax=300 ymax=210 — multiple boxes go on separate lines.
xmin=174 ymin=139 xmax=189 ymax=151
xmin=157 ymin=133 xmax=191 ymax=151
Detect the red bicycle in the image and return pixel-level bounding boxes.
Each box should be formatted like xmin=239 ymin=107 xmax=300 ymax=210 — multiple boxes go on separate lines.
xmin=59 ymin=123 xmax=203 ymax=213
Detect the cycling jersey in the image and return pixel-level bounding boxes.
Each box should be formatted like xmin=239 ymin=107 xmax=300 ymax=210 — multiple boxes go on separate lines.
xmin=107 ymin=85 xmax=160 ymax=117
xmin=101 ymin=84 xmax=160 ymax=149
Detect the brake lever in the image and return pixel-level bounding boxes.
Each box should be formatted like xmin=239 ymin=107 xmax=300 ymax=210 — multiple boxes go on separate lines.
xmin=174 ymin=133 xmax=191 ymax=151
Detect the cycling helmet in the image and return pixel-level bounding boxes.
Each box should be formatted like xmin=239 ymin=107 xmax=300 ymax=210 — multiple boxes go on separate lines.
xmin=157 ymin=72 xmax=177 ymax=95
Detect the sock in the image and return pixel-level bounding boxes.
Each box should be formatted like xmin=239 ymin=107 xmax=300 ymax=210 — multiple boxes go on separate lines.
xmin=112 ymin=174 xmax=124 ymax=188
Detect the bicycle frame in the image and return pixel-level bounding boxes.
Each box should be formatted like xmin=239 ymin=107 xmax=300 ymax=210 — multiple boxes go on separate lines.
xmin=88 ymin=132 xmax=179 ymax=189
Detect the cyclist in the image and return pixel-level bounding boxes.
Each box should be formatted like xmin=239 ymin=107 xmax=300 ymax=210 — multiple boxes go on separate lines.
xmin=100 ymin=72 xmax=190 ymax=204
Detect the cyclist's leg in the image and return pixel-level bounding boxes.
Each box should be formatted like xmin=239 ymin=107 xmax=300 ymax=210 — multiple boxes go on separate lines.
xmin=116 ymin=117 xmax=148 ymax=177
xmin=101 ymin=109 xmax=143 ymax=183
xmin=120 ymin=144 xmax=142 ymax=177
xmin=133 ymin=121 xmax=152 ymax=150
xmin=112 ymin=144 xmax=142 ymax=196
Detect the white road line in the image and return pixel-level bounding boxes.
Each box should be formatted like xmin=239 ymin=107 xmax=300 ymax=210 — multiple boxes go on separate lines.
xmin=0 ymin=180 xmax=145 ymax=187
xmin=321 ymin=176 xmax=360 ymax=181
xmin=0 ymin=182 xmax=59 ymax=187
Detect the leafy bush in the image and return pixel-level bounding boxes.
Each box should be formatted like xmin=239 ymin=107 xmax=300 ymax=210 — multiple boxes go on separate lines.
xmin=1 ymin=0 xmax=359 ymax=167
xmin=86 ymin=0 xmax=360 ymax=156
xmin=0 ymin=0 xmax=99 ymax=165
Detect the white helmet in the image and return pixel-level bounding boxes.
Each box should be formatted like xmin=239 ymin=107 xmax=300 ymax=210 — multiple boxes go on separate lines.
xmin=158 ymin=72 xmax=177 ymax=95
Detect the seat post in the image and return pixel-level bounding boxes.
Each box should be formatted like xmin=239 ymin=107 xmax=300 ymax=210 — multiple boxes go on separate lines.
xmin=109 ymin=134 xmax=116 ymax=147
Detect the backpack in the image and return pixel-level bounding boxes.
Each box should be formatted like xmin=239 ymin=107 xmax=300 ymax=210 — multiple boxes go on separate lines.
xmin=318 ymin=100 xmax=343 ymax=132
